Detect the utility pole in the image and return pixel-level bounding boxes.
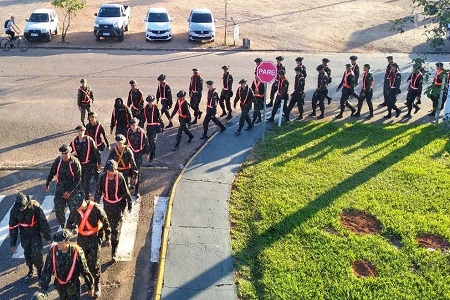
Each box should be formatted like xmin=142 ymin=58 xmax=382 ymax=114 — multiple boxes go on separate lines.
xmin=224 ymin=0 xmax=228 ymax=45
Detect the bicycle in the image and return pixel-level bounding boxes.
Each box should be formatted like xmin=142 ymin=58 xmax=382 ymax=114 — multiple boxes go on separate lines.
xmin=0 ymin=35 xmax=29 ymax=52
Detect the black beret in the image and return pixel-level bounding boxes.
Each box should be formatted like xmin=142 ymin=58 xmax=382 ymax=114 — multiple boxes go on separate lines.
xmin=322 ymin=58 xmax=330 ymax=63
xmin=192 ymin=68 xmax=198 ymax=72
xmin=294 ymin=66 xmax=302 ymax=72
xmin=146 ymin=95 xmax=155 ymax=102
xmin=115 ymin=134 xmax=126 ymax=143
xmin=276 ymin=56 xmax=284 ymax=61
xmin=68 ymin=193 xmax=84 ymax=211
xmin=239 ymin=79 xmax=247 ymax=84
xmin=345 ymin=63 xmax=353 ymax=68
xmin=205 ymin=80 xmax=214 ymax=85
xmin=278 ymin=70 xmax=286 ymax=76
xmin=254 ymin=57 xmax=262 ymax=63
xmin=436 ymin=62 xmax=444 ymax=67
xmin=349 ymin=55 xmax=358 ymax=61
xmin=316 ymin=64 xmax=325 ymax=71
xmin=295 ymin=57 xmax=304 ymax=62
xmin=386 ymin=55 xmax=393 ymax=59
xmin=157 ymin=74 xmax=166 ymax=81
xmin=129 ymin=117 xmax=138 ymax=125
xmin=75 ymin=124 xmax=85 ymax=131
xmin=363 ymin=63 xmax=371 ymax=68
xmin=105 ymin=159 xmax=118 ymax=171
xmin=222 ymin=65 xmax=230 ymax=70
xmin=59 ymin=144 xmax=70 ymax=153
xmin=80 ymin=78 xmax=86 ymax=83
xmin=88 ymin=111 xmax=97 ymax=117
xmin=391 ymin=63 xmax=398 ymax=67
xmin=53 ymin=229 xmax=73 ymax=243
xmin=129 ymin=79 xmax=136 ymax=85
xmin=177 ymin=90 xmax=186 ymax=98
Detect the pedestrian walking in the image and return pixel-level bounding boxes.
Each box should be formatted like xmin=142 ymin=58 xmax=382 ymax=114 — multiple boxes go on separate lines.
xmin=143 ymin=95 xmax=163 ymax=162
xmin=350 ymin=55 xmax=360 ymax=85
xmin=251 ymin=74 xmax=265 ymax=124
xmin=126 ymin=118 xmax=149 ymax=198
xmin=200 ymin=81 xmax=226 ymax=139
xmin=354 ymin=63 xmax=374 ymax=119
xmin=234 ymin=79 xmax=254 ymax=135
xmin=381 ymin=55 xmax=395 ymax=107
xmin=335 ymin=64 xmax=357 ymax=119
xmin=77 ymin=79 xmax=94 ymax=126
xmin=219 ymin=65 xmax=234 ymax=119
xmin=267 ymin=70 xmax=289 ymax=122
xmin=189 ymin=68 xmax=203 ymax=124
xmin=170 ymin=90 xmax=194 ymax=151
xmin=156 ymin=74 xmax=174 ymax=128
xmin=295 ymin=57 xmax=307 ymax=78
xmin=268 ymin=56 xmax=286 ymax=107
xmin=322 ymin=58 xmax=333 ymax=105
xmin=384 ymin=62 xmax=402 ymax=119
xmin=108 ymin=134 xmax=138 ymax=188
xmin=254 ymin=57 xmax=262 ymax=74
xmin=309 ymin=65 xmax=329 ymax=119
xmin=285 ymin=66 xmax=306 ymax=121
xmin=427 ymin=62 xmax=447 ymax=117
xmin=404 ymin=64 xmax=423 ymax=118
xmin=127 ymin=80 xmax=145 ymax=128
xmin=110 ymin=97 xmax=132 ymax=136
xmin=86 ymin=111 xmax=110 ymax=183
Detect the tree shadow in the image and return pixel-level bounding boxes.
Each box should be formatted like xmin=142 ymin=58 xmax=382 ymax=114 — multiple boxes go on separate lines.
xmin=0 ymin=130 xmax=73 ymax=155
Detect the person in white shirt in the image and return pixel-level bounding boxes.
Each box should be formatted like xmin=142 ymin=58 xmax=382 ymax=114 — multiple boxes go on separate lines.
xmin=4 ymin=15 xmax=19 ymax=40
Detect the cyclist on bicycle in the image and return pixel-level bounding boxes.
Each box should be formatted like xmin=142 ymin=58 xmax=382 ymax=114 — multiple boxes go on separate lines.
xmin=4 ymin=15 xmax=19 ymax=41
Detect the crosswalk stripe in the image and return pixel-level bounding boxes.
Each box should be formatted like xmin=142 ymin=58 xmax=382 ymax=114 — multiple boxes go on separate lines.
xmin=115 ymin=196 xmax=140 ymax=261
xmin=0 ymin=195 xmax=13 ymax=248
xmin=150 ymin=196 xmax=168 ymax=263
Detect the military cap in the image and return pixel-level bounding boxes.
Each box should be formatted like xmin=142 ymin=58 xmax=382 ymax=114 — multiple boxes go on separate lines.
xmin=146 ymin=95 xmax=155 ymax=102
xmin=349 ymin=55 xmax=358 ymax=61
xmin=294 ymin=66 xmax=302 ymax=72
xmin=205 ymin=80 xmax=214 ymax=85
xmin=129 ymin=79 xmax=136 ymax=85
xmin=322 ymin=58 xmax=330 ymax=63
xmin=53 ymin=229 xmax=73 ymax=243
xmin=157 ymin=74 xmax=166 ymax=81
xmin=254 ymin=57 xmax=262 ymax=63
xmin=192 ymin=68 xmax=198 ymax=72
xmin=278 ymin=70 xmax=286 ymax=76
xmin=104 ymin=159 xmax=118 ymax=171
xmin=222 ymin=65 xmax=230 ymax=70
xmin=345 ymin=63 xmax=353 ymax=69
xmin=68 ymin=193 xmax=84 ymax=211
xmin=129 ymin=117 xmax=138 ymax=125
xmin=239 ymin=79 xmax=247 ymax=84
xmin=275 ymin=56 xmax=284 ymax=61
xmin=59 ymin=144 xmax=70 ymax=153
xmin=436 ymin=62 xmax=444 ymax=68
xmin=363 ymin=63 xmax=371 ymax=68
xmin=177 ymin=90 xmax=187 ymax=98
xmin=80 ymin=78 xmax=86 ymax=83
xmin=316 ymin=64 xmax=325 ymax=71
xmin=75 ymin=124 xmax=85 ymax=131
xmin=295 ymin=57 xmax=304 ymax=62
xmin=15 ymin=192 xmax=30 ymax=209
xmin=115 ymin=134 xmax=126 ymax=143
xmin=386 ymin=55 xmax=393 ymax=59
xmin=31 ymin=290 xmax=48 ymax=300
xmin=88 ymin=111 xmax=98 ymax=117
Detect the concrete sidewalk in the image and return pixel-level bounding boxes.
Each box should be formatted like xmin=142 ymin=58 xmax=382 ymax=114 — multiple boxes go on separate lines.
xmin=160 ymin=117 xmax=267 ymax=300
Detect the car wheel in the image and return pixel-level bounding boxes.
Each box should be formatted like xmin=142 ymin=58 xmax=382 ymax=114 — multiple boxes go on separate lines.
xmin=118 ymin=28 xmax=124 ymax=42
xmin=96 ymin=35 xmax=100 ymax=41
xmin=55 ymin=27 xmax=58 ymax=35
xmin=47 ymin=32 xmax=52 ymax=42
xmin=125 ymin=23 xmax=129 ymax=32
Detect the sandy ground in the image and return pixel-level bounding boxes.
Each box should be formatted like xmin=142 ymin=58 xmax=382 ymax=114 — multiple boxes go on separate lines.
xmin=2 ymin=0 xmax=448 ymax=53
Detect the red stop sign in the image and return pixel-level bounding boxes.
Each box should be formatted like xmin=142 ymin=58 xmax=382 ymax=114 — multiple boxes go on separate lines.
xmin=256 ymin=61 xmax=278 ymax=83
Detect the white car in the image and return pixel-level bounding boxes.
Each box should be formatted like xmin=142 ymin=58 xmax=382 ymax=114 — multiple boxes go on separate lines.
xmin=24 ymin=9 xmax=58 ymax=42
xmin=187 ymin=8 xmax=216 ymax=42
xmin=145 ymin=7 xmax=172 ymax=41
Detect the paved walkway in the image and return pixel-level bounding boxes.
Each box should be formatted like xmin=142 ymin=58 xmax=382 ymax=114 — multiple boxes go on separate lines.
xmin=160 ymin=117 xmax=268 ymax=300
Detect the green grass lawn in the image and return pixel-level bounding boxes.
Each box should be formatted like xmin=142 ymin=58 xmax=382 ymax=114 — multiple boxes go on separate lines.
xmin=230 ymin=121 xmax=450 ymax=300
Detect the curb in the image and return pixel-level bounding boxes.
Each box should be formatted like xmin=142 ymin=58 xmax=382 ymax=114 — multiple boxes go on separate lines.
xmin=153 ymin=130 xmax=220 ymax=300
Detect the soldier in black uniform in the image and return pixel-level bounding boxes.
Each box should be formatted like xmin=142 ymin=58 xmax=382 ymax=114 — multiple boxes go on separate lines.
xmin=9 ymin=192 xmax=52 ymax=280
xmin=171 ymin=90 xmax=194 ymax=151
xmin=354 ymin=64 xmax=374 ymax=119
xmin=268 ymin=56 xmax=286 ymax=107
xmin=126 ymin=118 xmax=149 ymax=198
xmin=322 ymin=58 xmax=333 ymax=104
xmin=234 ymin=79 xmax=255 ymax=135
xmin=45 ymin=144 xmax=82 ymax=228
xmin=127 ymin=80 xmax=145 ymax=128
xmin=285 ymin=66 xmax=306 ymax=121
xmin=200 ymin=81 xmax=226 ymax=139
xmin=86 ymin=111 xmax=110 ymax=183
xmin=251 ymin=74 xmax=265 ymax=124
xmin=70 ymin=125 xmax=101 ymax=200
xmin=66 ymin=193 xmax=111 ymax=298
xmin=267 ymin=70 xmax=289 ymax=122
xmin=295 ymin=57 xmax=307 ymax=78
xmin=110 ymin=97 xmax=132 ymax=136
xmin=77 ymin=78 xmax=94 ymax=126
xmin=189 ymin=68 xmax=203 ymax=124
xmin=108 ymin=134 xmax=138 ymax=188
xmin=156 ymin=74 xmax=174 ymax=128
xmin=143 ymin=95 xmax=163 ymax=162
xmin=219 ymin=65 xmax=234 ymax=119
xmin=404 ymin=64 xmax=423 ymax=118
xmin=384 ymin=62 xmax=402 ymax=119
xmin=94 ymin=160 xmax=132 ymax=262
xmin=335 ymin=64 xmax=357 ymax=118
xmin=381 ymin=55 xmax=395 ymax=107
xmin=254 ymin=57 xmax=262 ymax=74
xmin=427 ymin=62 xmax=447 ymax=117
xmin=40 ymin=229 xmax=94 ymax=299
xmin=310 ymin=65 xmax=329 ymax=119
xmin=350 ymin=56 xmax=360 ymax=85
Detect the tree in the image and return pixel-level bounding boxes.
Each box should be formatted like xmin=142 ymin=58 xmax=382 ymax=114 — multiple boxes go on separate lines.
xmin=390 ymin=0 xmax=450 ymax=49
xmin=51 ymin=0 xmax=86 ymax=42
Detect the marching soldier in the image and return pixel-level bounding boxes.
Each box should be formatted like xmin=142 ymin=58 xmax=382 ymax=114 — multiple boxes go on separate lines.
xmin=309 ymin=65 xmax=329 ymax=119
xmin=66 ymin=193 xmax=111 ymax=298
xmin=404 ymin=64 xmax=423 ymax=118
xmin=9 ymin=192 xmax=52 ymax=280
xmin=70 ymin=125 xmax=101 ymax=200
xmin=285 ymin=66 xmax=306 ymax=121
xmin=295 ymin=57 xmax=307 ymax=78
xmin=234 ymin=79 xmax=255 ymax=135
xmin=268 ymin=56 xmax=286 ymax=107
xmin=335 ymin=64 xmax=357 ymax=118
xmin=126 ymin=118 xmax=149 ymax=198
xmin=350 ymin=55 xmax=360 ymax=85
xmin=267 ymin=70 xmax=289 ymax=122
xmin=254 ymin=57 xmax=263 ymax=74
xmin=156 ymin=74 xmax=174 ymax=128
xmin=143 ymin=95 xmax=163 ymax=162
xmin=86 ymin=111 xmax=110 ymax=182
xmin=384 ymin=62 xmax=402 ymax=119
xmin=127 ymin=80 xmax=145 ymax=128
xmin=251 ymin=74 xmax=265 ymax=124
xmin=354 ymin=64 xmax=374 ymax=119
xmin=322 ymin=58 xmax=333 ymax=104
xmin=110 ymin=97 xmax=132 ymax=136
xmin=189 ymin=68 xmax=203 ymax=124
xmin=77 ymin=78 xmax=94 ymax=126
xmin=94 ymin=160 xmax=132 ymax=262
xmin=40 ymin=229 xmax=95 ymax=299
xmin=108 ymin=134 xmax=138 ymax=187
xmin=171 ymin=90 xmax=194 ymax=151
xmin=219 ymin=65 xmax=234 ymax=119
xmin=45 ymin=144 xmax=82 ymax=228
xmin=427 ymin=62 xmax=447 ymax=117
xmin=200 ymin=81 xmax=226 ymax=139
xmin=381 ymin=55 xmax=395 ymax=107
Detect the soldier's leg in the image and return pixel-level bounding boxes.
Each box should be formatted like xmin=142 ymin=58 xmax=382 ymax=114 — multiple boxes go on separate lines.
xmin=269 ymin=96 xmax=281 ymax=120
xmin=174 ymin=125 xmax=183 ymax=149
xmin=381 ymin=82 xmax=388 ymax=106
xmin=318 ymin=92 xmax=326 ymax=118
xmin=236 ymin=112 xmax=245 ymax=133
xmin=268 ymin=83 xmax=277 ymax=107
xmin=81 ymin=165 xmax=92 ymax=199
xmin=190 ymin=96 xmax=198 ymax=124
xmin=21 ymin=238 xmax=34 ymax=278
xmin=54 ymin=190 xmax=67 ymax=228
xmin=405 ymin=91 xmax=414 ymax=116
xmin=181 ymin=119 xmax=194 ymax=139
xmin=225 ymin=95 xmax=233 ymax=118
xmin=138 ymin=113 xmax=145 ymax=128
xmin=134 ymin=154 xmax=142 ymax=196
xmin=385 ymin=91 xmax=394 ymax=118
xmin=202 ymin=112 xmax=212 ymax=137
xmin=219 ymin=92 xmax=227 ymax=116
xmin=310 ymin=93 xmax=318 ymax=116
xmin=336 ymin=93 xmax=346 ymax=118
xmin=297 ymin=95 xmax=304 ymax=119
xmin=197 ymin=95 xmax=203 ymax=118
xmin=244 ymin=109 xmax=253 ymax=127
xmin=366 ymin=91 xmax=374 ymax=117
xmin=30 ymin=236 xmax=44 ymax=278
xmin=211 ymin=115 xmax=226 ymax=131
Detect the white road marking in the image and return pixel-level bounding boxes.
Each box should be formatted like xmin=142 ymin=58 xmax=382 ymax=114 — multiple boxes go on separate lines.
xmin=0 ymin=195 xmax=9 ymax=247
xmin=150 ymin=196 xmax=168 ymax=263
xmin=115 ymin=196 xmax=140 ymax=261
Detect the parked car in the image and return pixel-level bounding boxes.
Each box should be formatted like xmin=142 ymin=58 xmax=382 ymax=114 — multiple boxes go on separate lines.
xmin=187 ymin=8 xmax=216 ymax=42
xmin=23 ymin=9 xmax=58 ymax=42
xmin=94 ymin=4 xmax=131 ymax=42
xmin=145 ymin=7 xmax=172 ymax=41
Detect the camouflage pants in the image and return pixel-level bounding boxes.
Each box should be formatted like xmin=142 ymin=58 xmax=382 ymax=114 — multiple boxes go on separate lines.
xmin=78 ymin=103 xmax=91 ymax=124
xmin=81 ymin=163 xmax=95 ymax=199
xmin=54 ymin=186 xmax=73 ymax=228
xmin=103 ymin=203 xmax=124 ymax=250
xmin=77 ymin=235 xmax=101 ymax=285
xmin=54 ymin=279 xmax=81 ymax=300
xmin=22 ymin=234 xmax=44 ymax=272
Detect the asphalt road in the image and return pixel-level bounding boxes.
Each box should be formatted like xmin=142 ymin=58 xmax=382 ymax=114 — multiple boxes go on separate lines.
xmin=0 ymin=49 xmax=447 ymax=300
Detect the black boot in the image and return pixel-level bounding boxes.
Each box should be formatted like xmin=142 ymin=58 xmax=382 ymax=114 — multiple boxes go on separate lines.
xmin=226 ymin=112 xmax=233 ymax=120
xmin=414 ymin=105 xmax=420 ymax=114
xmin=200 ymin=130 xmax=208 ymax=139
xmin=267 ymin=99 xmax=273 ymax=107
xmin=191 ymin=117 xmax=198 ymax=125
xmin=25 ymin=265 xmax=34 ymax=281
xmin=188 ymin=135 xmax=194 ymax=143
xmin=220 ymin=111 xmax=227 ymax=117
xmin=173 ymin=142 xmax=180 ymax=151
xmin=111 ymin=244 xmax=117 ymax=262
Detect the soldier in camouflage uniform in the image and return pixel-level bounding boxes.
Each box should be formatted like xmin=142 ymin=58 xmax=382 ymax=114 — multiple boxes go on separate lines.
xmin=94 ymin=160 xmax=132 ymax=261
xmin=66 ymin=193 xmax=111 ymax=298
xmin=9 ymin=192 xmax=52 ymax=280
xmin=86 ymin=111 xmax=110 ymax=183
xmin=40 ymin=229 xmax=94 ymax=299
xmin=77 ymin=78 xmax=94 ymax=126
xmin=108 ymin=134 xmax=138 ymax=188
xmin=126 ymin=118 xmax=149 ymax=198
xmin=45 ymin=144 xmax=82 ymax=228
xmin=70 ymin=125 xmax=101 ymax=200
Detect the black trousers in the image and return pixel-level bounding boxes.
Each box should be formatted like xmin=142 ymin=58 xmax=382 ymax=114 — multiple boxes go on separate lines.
xmin=219 ymin=90 xmax=232 ymax=114
xmin=160 ymin=100 xmax=171 ymax=122
xmin=286 ymin=93 xmax=304 ymax=116
xmin=190 ymin=92 xmax=202 ymax=118
xmin=387 ymin=89 xmax=399 ymax=114
xmin=146 ymin=125 xmax=159 ymax=159
xmin=238 ymin=106 xmax=252 ymax=131
xmin=78 ymin=103 xmax=91 ymax=124
xmin=312 ymin=90 xmax=327 ymax=114
xmin=270 ymin=95 xmax=288 ymax=119
xmin=339 ymin=88 xmax=355 ymax=114
xmin=203 ymin=109 xmax=224 ymax=135
xmin=357 ymin=90 xmax=373 ymax=115
xmin=77 ymin=235 xmax=101 ymax=285
xmin=176 ymin=118 xmax=193 ymax=143
xmin=81 ymin=163 xmax=95 ymax=199
xmin=406 ymin=89 xmax=420 ymax=113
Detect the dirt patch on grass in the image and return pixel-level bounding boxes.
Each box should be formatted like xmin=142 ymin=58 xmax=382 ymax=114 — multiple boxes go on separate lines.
xmin=352 ymin=260 xmax=377 ymax=278
xmin=322 ymin=226 xmax=338 ymax=235
xmin=340 ymin=209 xmax=381 ymax=234
xmin=416 ymin=233 xmax=450 ymax=251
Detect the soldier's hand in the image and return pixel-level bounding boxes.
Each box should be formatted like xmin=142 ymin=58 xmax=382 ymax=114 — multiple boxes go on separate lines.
xmin=11 ymin=246 xmax=16 ymax=254
xmin=336 ymin=87 xmax=340 ymax=92
xmin=62 ymin=192 xmax=71 ymax=199
xmin=107 ymin=144 xmax=110 ymax=150
xmin=104 ymin=239 xmax=111 ymax=247
xmin=110 ymin=130 xmax=113 ymax=135
xmin=88 ymin=287 xmax=95 ymax=297
xmin=44 ymin=185 xmax=49 ymax=192
xmin=96 ymin=164 xmax=102 ymax=171
xmin=146 ymin=154 xmax=150 ymax=162
xmin=128 ymin=205 xmax=132 ymax=213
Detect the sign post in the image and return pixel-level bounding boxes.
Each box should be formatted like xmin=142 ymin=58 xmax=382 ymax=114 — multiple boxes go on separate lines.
xmin=256 ymin=61 xmax=278 ymax=140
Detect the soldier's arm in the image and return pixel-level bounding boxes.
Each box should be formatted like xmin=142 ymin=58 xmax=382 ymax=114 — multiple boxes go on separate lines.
xmin=39 ymin=247 xmax=54 ymax=291
xmin=127 ymin=91 xmax=132 ymax=107
xmin=8 ymin=212 xmax=19 ymax=247
xmin=129 ymin=151 xmax=138 ymax=176
xmin=229 ymin=75 xmax=234 ymax=90
xmin=119 ymin=173 xmax=133 ymax=211
xmin=337 ymin=74 xmax=344 ymax=89
xmin=233 ymin=90 xmax=239 ymax=106
xmin=418 ymin=76 xmax=423 ymax=95
xmin=167 ymin=86 xmax=173 ymax=105
xmin=45 ymin=158 xmax=59 ymax=188
xmin=199 ymin=78 xmax=203 ymax=93
xmin=67 ymin=159 xmax=82 ymax=195
xmin=110 ymin=111 xmax=116 ymax=132
xmin=91 ymin=138 xmax=101 ymax=165
xmin=36 ymin=205 xmax=52 ymax=241
xmin=139 ymin=92 xmax=144 ymax=110
xmin=94 ymin=173 xmax=104 ymax=203
xmin=77 ymin=89 xmax=82 ymax=107
xmin=282 ymin=82 xmax=289 ymax=96
xmin=77 ymin=246 xmax=94 ymax=291
xmin=170 ymin=101 xmax=179 ymax=119
xmin=65 ymin=210 xmax=78 ymax=231
xmin=156 ymin=87 xmax=160 ymax=101
xmin=100 ymin=125 xmax=110 ymax=148
xmin=396 ymin=74 xmax=402 ymax=89
xmin=142 ymin=131 xmax=150 ymax=155
xmin=97 ymin=205 xmax=111 ymax=241
xmin=299 ymin=78 xmax=305 ymax=92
